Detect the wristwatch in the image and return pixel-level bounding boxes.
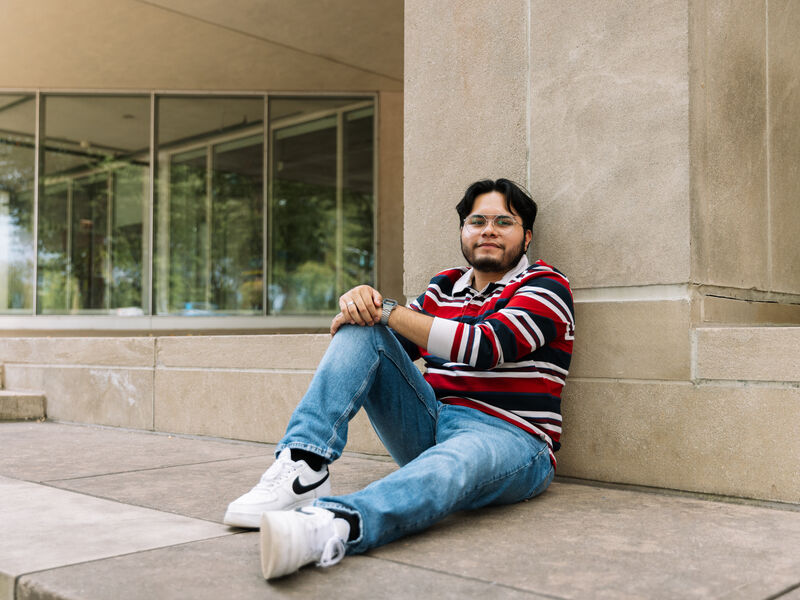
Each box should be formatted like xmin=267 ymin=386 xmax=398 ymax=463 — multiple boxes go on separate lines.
xmin=380 ymin=298 xmax=398 ymax=325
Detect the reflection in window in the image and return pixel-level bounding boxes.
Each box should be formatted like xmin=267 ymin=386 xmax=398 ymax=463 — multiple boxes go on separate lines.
xmin=0 ymin=95 xmax=36 ymax=312
xmin=269 ymin=98 xmax=374 ymax=314
xmin=37 ymin=95 xmax=149 ymax=314
xmin=0 ymin=93 xmax=376 ymax=318
xmin=155 ymin=97 xmax=264 ymax=315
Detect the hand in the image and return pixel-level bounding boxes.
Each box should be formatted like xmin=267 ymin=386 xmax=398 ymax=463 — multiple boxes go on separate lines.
xmin=338 ymin=285 xmax=383 ymax=328
xmin=330 ymin=312 xmax=348 ymax=336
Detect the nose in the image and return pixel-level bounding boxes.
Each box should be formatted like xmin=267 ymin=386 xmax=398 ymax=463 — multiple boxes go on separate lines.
xmin=480 ymin=220 xmax=498 ymax=234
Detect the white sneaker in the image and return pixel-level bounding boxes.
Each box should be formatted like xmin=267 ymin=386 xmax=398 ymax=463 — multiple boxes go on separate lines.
xmin=223 ymin=450 xmax=331 ymax=528
xmin=260 ymin=506 xmax=349 ymax=579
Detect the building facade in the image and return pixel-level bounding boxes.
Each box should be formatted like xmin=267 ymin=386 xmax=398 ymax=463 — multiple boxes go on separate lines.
xmin=2 ymin=1 xmax=798 ymax=504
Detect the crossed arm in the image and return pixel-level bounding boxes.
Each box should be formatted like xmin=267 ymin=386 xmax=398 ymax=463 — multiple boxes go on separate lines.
xmin=330 ymin=285 xmax=433 ymax=351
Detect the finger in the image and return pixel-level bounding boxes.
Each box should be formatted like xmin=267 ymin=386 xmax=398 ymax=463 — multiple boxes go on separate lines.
xmin=349 ymin=294 xmax=373 ymax=325
xmin=330 ymin=313 xmax=344 ymax=336
xmin=339 ymin=296 xmax=356 ymax=317
xmin=339 ymin=290 xmax=356 ymax=324
xmin=358 ymin=287 xmax=381 ymax=321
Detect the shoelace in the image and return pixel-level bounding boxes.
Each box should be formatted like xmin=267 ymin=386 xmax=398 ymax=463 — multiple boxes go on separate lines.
xmin=317 ymin=536 xmax=345 ymax=568
xmin=256 ymin=458 xmax=295 ymax=490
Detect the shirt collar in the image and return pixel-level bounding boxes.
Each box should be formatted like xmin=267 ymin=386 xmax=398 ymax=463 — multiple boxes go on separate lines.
xmin=452 ymin=255 xmax=530 ymax=295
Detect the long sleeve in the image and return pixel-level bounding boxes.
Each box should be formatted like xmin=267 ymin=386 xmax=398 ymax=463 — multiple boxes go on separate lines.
xmin=426 ymin=273 xmax=574 ymax=369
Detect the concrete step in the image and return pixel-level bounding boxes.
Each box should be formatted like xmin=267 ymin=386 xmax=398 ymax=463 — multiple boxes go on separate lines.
xmin=0 ymin=390 xmax=46 ymax=421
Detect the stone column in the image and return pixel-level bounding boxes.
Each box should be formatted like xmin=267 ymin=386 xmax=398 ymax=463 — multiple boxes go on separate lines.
xmin=404 ymin=0 xmax=531 ymax=294
xmin=404 ymin=0 xmax=800 ymax=503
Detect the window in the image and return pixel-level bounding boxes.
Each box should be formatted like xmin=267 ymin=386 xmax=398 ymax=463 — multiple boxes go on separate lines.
xmin=155 ymin=96 xmax=264 ymax=315
xmin=269 ymin=98 xmax=375 ymax=314
xmin=0 ymin=94 xmax=35 ymax=312
xmin=0 ymin=93 xmax=376 ymax=320
xmin=37 ymin=95 xmax=149 ymax=314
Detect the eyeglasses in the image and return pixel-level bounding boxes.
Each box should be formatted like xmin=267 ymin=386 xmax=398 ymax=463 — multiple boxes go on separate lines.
xmin=462 ymin=214 xmax=520 ymax=232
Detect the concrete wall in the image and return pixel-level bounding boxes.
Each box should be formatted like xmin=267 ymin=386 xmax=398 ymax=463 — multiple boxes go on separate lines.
xmin=0 ymin=335 xmax=384 ymax=455
xmin=691 ymin=0 xmax=800 ymax=296
xmin=404 ymin=0 xmax=530 ymax=293
xmin=403 ymin=0 xmax=800 ymax=504
xmin=3 ymin=326 xmax=798 ymax=503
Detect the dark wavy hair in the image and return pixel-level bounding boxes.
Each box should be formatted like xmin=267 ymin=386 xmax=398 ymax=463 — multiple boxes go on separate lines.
xmin=455 ymin=178 xmax=537 ymax=233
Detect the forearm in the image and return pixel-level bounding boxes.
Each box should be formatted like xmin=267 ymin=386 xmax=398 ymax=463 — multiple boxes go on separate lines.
xmin=386 ymin=305 xmax=433 ymax=350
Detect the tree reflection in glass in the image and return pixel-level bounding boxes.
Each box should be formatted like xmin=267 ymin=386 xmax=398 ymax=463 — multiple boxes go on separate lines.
xmin=269 ymin=98 xmax=374 ymax=315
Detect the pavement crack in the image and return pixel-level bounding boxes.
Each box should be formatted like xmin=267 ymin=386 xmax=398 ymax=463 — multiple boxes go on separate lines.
xmin=362 ymin=555 xmax=569 ymax=599
xmin=765 ymin=581 xmax=800 ymax=600
xmin=42 ymin=453 xmax=272 ymax=483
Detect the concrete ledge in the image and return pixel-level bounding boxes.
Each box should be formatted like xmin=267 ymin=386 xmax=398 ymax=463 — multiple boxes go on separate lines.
xmin=156 ymin=334 xmax=330 ymax=370
xmin=558 ymin=379 xmax=800 ymax=503
xmin=700 ymin=295 xmax=800 ymax=325
xmin=0 ymin=338 xmax=155 ymax=367
xmin=0 ymin=391 xmax=45 ymax=421
xmin=5 ymin=365 xmax=153 ymax=430
xmin=696 ymin=326 xmax=800 ymax=381
xmin=571 ymin=299 xmax=692 ymax=380
xmin=153 ymin=368 xmax=384 ymax=454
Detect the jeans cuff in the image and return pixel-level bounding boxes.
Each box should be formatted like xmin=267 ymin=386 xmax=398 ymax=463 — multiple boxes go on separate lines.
xmin=275 ymin=441 xmax=336 ymax=462
xmin=313 ymin=500 xmax=364 ymax=554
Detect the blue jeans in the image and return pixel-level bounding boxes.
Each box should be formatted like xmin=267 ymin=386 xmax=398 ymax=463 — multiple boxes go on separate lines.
xmin=276 ymin=324 xmax=554 ymax=554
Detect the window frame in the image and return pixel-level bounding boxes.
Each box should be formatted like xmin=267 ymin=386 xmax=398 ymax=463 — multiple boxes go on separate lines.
xmin=0 ymin=89 xmax=378 ymax=332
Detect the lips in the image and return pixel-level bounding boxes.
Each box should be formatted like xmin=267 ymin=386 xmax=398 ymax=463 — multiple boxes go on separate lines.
xmin=476 ymin=243 xmax=502 ymax=249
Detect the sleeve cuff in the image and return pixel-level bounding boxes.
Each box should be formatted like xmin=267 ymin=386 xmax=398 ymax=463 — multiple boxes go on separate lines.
xmin=427 ymin=317 xmax=459 ymax=360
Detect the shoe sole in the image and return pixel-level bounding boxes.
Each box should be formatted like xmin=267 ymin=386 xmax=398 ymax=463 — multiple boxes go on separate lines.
xmin=223 ymin=479 xmax=332 ymax=528
xmin=260 ymin=511 xmax=294 ymax=579
xmin=223 ymin=497 xmax=313 ymax=529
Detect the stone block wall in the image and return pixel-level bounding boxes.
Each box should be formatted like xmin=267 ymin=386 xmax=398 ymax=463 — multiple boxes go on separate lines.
xmin=403 ymin=0 xmax=800 ymax=504
xmin=0 ymin=336 xmax=385 ymax=456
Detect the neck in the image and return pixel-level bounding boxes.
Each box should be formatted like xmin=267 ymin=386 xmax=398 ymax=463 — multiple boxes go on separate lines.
xmin=472 ymin=270 xmax=504 ymax=292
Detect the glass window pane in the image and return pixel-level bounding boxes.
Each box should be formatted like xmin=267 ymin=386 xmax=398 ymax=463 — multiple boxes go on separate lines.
xmin=0 ymin=94 xmax=36 ymax=313
xmin=37 ymin=95 xmax=149 ymax=314
xmin=37 ymin=182 xmax=70 ymax=311
xmin=342 ymin=106 xmax=375 ymax=293
xmin=268 ymin=97 xmax=374 ymax=315
xmin=270 ymin=110 xmax=337 ymax=314
xmin=155 ymin=96 xmax=264 ymax=315
xmin=213 ymin=135 xmax=264 ymax=312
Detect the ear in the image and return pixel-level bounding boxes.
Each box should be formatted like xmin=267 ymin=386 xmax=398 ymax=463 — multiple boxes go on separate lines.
xmin=524 ymin=229 xmax=532 ymax=252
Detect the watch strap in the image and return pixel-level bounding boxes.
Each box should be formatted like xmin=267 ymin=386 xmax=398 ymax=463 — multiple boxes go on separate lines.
xmin=380 ymin=298 xmax=398 ymax=325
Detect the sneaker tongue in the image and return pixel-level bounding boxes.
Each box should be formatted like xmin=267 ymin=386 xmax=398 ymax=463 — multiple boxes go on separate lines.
xmin=259 ymin=455 xmax=295 ymax=485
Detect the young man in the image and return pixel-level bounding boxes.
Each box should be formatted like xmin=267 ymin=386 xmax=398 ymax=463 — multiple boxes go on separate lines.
xmin=224 ymin=178 xmax=575 ymax=580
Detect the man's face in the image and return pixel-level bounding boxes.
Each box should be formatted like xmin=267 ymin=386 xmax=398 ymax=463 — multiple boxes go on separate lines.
xmin=460 ymin=191 xmax=532 ymax=275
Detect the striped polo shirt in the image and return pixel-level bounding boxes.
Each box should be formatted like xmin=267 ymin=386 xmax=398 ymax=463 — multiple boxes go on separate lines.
xmin=395 ymin=256 xmax=574 ymax=467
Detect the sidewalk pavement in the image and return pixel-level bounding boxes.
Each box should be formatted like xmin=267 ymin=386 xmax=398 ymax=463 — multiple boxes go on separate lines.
xmin=1 ymin=421 xmax=799 ymax=600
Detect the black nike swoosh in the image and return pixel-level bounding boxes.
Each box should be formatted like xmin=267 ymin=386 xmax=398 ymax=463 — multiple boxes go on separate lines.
xmin=292 ymin=471 xmax=329 ymax=495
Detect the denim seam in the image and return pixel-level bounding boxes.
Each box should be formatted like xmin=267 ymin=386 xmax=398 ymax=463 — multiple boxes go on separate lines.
xmin=377 ymin=347 xmax=438 ymax=421
xmin=324 ymin=350 xmax=380 ymax=452
xmin=373 ymin=326 xmax=438 ymax=420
